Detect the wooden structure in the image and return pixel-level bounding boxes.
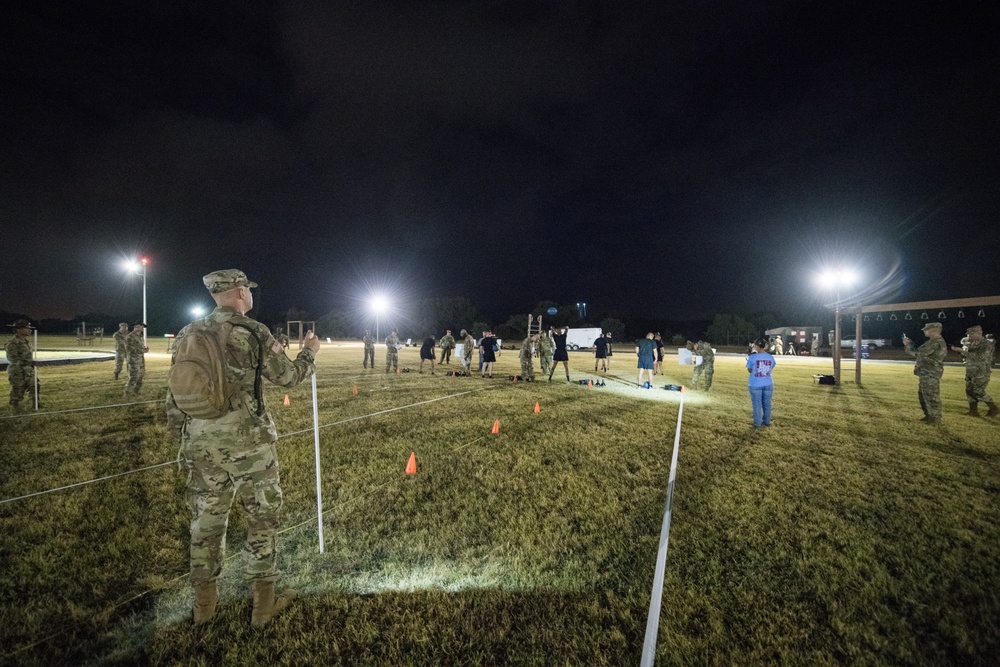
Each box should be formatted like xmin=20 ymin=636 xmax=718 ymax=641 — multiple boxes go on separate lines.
xmin=834 ymin=296 xmax=1000 ymax=386
xmin=286 ymin=320 xmax=317 ymax=349
xmin=526 ymin=314 xmax=544 ymax=339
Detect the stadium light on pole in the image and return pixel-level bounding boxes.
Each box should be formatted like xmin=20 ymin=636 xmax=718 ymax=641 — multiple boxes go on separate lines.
xmin=124 ymin=257 xmax=150 ymax=345
xmin=818 ymin=268 xmax=857 ymax=385
xmin=191 ymin=305 xmax=205 ymax=318
xmin=370 ymin=295 xmax=389 ymax=341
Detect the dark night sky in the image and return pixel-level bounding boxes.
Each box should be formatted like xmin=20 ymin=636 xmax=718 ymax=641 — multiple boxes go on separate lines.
xmin=3 ymin=1 xmax=998 ymax=330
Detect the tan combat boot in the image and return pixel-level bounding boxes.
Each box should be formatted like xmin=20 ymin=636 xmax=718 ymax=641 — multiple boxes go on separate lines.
xmin=192 ymin=582 xmax=218 ymax=625
xmin=251 ymin=581 xmax=296 ymax=628
xmin=987 ymin=402 xmax=999 ymax=418
xmin=967 ymin=402 xmax=980 ymax=417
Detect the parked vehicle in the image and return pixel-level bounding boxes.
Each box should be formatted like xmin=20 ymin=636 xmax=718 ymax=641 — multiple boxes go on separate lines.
xmin=564 ymin=327 xmax=603 ymax=351
xmin=840 ymin=337 xmax=889 ymax=349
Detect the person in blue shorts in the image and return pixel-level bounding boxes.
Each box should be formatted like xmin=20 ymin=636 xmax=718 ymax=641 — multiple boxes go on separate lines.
xmin=419 ymin=335 xmax=436 ymax=374
xmin=746 ymin=337 xmax=776 ymax=428
xmin=636 ymin=332 xmax=656 ymax=387
xmin=594 ymin=332 xmax=609 ymax=372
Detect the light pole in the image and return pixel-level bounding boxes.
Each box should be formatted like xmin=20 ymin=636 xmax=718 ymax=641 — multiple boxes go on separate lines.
xmin=819 ymin=268 xmax=857 ymax=385
xmin=125 ymin=257 xmax=149 ymax=345
xmin=370 ymin=295 xmax=389 ymax=342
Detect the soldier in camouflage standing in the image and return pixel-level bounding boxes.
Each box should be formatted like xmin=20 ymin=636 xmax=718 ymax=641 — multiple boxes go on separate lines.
xmin=166 ymin=269 xmax=320 ymax=628
xmin=951 ymin=324 xmax=998 ymax=417
xmin=691 ymin=339 xmax=716 ymax=390
xmin=362 ymin=330 xmax=375 ymax=369
xmin=537 ymin=329 xmax=554 ymax=378
xmin=385 ymin=328 xmax=400 ymax=373
xmin=113 ymin=321 xmax=129 ymax=380
xmin=519 ymin=334 xmax=538 ymax=381
xmin=5 ymin=319 xmax=37 ymax=412
xmin=123 ymin=321 xmax=149 ymax=397
xmin=460 ymin=329 xmax=475 ymax=374
xmin=439 ymin=330 xmax=455 ymax=364
xmin=903 ymin=321 xmax=948 ymax=425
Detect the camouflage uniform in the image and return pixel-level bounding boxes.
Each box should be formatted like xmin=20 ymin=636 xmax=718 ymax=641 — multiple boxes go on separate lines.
xmin=385 ymin=331 xmax=399 ymax=373
xmin=363 ymin=333 xmax=375 ymax=368
xmin=963 ymin=334 xmax=995 ymax=407
xmin=691 ymin=340 xmax=715 ymax=390
xmin=519 ymin=338 xmax=536 ymax=381
xmin=537 ymin=333 xmax=554 ymax=377
xmin=123 ymin=329 xmax=148 ymax=396
xmin=462 ymin=332 xmax=475 ymax=371
xmin=904 ymin=325 xmax=948 ymax=423
xmin=6 ymin=329 xmax=36 ymax=412
xmin=439 ymin=334 xmax=455 ymax=364
xmin=166 ymin=295 xmax=316 ymax=587
xmin=113 ymin=326 xmax=128 ymax=379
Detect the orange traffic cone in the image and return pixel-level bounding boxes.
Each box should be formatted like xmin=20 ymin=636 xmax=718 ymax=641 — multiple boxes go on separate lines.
xmin=405 ymin=451 xmax=417 ymax=475
xmin=588 ymin=379 xmax=593 ymax=387
xmin=283 ymin=394 xmax=290 ymax=406
xmin=533 ymin=402 xmax=540 ymax=414
xmin=396 ymin=368 xmax=400 ymax=374
xmin=513 ymin=376 xmax=517 ymax=383
xmin=352 ymin=385 xmax=358 ymax=395
xmin=491 ymin=419 xmax=500 ymax=434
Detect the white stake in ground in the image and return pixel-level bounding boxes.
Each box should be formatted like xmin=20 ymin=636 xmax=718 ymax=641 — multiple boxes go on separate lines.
xmin=33 ymin=329 xmax=39 ymax=411
xmin=640 ymin=387 xmax=686 ymax=667
xmin=311 ymin=371 xmax=325 ymax=553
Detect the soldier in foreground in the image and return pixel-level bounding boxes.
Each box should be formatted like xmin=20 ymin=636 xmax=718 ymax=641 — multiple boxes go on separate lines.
xmin=519 ymin=334 xmax=538 ymax=381
xmin=537 ymin=329 xmax=554 ymax=378
xmin=691 ymin=339 xmax=716 ymax=390
xmin=123 ymin=322 xmax=148 ymax=396
xmin=362 ymin=330 xmax=375 ymax=369
xmin=951 ymin=324 xmax=997 ymax=417
xmin=439 ymin=330 xmax=455 ymax=364
xmin=461 ymin=329 xmax=475 ymax=374
xmin=5 ymin=319 xmax=37 ymax=412
xmin=903 ymin=322 xmax=948 ymax=425
xmin=112 ymin=322 xmax=129 ymax=380
xmin=166 ymin=269 xmax=320 ymax=628
xmin=385 ymin=328 xmax=400 ymax=373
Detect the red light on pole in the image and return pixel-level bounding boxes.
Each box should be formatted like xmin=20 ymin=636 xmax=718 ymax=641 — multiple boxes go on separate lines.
xmin=140 ymin=257 xmax=149 ymax=265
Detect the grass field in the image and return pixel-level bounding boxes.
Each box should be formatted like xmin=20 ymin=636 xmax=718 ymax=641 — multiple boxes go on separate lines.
xmin=1 ymin=339 xmax=998 ymax=665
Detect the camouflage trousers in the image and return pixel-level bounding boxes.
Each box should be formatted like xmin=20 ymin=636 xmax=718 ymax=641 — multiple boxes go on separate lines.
xmin=8 ymin=367 xmax=36 ymax=410
xmin=124 ymin=360 xmax=144 ymax=395
xmin=386 ymin=348 xmax=398 ymax=373
xmin=917 ymin=376 xmax=942 ymax=421
xmin=363 ymin=346 xmax=375 ymax=368
xmin=440 ymin=347 xmax=452 ymax=364
xmin=965 ymin=367 xmax=993 ymax=403
xmin=114 ymin=347 xmax=126 ymax=378
xmin=692 ymin=362 xmax=714 ymax=390
xmin=182 ymin=441 xmax=283 ymax=584
xmin=462 ymin=350 xmax=473 ymax=371
xmin=520 ymin=357 xmax=535 ymax=381
xmin=539 ymin=354 xmax=553 ymax=377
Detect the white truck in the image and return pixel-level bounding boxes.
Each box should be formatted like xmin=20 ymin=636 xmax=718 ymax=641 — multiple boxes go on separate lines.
xmin=563 ymin=327 xmax=603 ymax=351
xmin=840 ymin=336 xmax=890 ymax=349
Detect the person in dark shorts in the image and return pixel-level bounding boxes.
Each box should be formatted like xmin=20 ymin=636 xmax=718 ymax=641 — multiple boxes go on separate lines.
xmin=549 ymin=326 xmax=570 ymax=382
xmin=594 ymin=333 xmax=609 ymax=372
xmin=637 ymin=332 xmax=656 ymax=387
xmin=605 ymin=332 xmax=613 ymax=369
xmin=419 ymin=335 xmax=436 ymax=374
xmin=653 ymin=332 xmax=664 ymax=375
xmin=479 ymin=331 xmax=497 ymax=377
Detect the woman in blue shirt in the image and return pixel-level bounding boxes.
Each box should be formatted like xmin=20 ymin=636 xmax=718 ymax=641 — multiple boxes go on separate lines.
xmin=746 ymin=337 xmax=776 ymax=428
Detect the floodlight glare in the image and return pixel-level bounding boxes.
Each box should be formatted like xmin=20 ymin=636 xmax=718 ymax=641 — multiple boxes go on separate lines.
xmin=192 ymin=306 xmax=205 ymax=317
xmin=370 ymin=295 xmax=389 ymax=314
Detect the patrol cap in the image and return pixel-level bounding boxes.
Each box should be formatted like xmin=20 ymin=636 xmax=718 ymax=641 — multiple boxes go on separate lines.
xmin=8 ymin=319 xmax=34 ymax=329
xmin=921 ymin=321 xmax=943 ymax=331
xmin=133 ymin=321 xmax=147 ymax=327
xmin=202 ymin=269 xmax=258 ymax=294
xmin=119 ymin=322 xmax=129 ymax=327
xmin=966 ymin=324 xmax=983 ymax=334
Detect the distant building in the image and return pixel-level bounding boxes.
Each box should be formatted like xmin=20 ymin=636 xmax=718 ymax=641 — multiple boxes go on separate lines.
xmin=765 ymin=326 xmax=824 ymax=348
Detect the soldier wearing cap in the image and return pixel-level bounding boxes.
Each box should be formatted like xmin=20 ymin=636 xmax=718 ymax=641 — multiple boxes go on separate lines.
xmin=460 ymin=328 xmax=475 ymax=374
xmin=362 ymin=330 xmax=375 ymax=368
xmin=951 ymin=324 xmax=997 ymax=417
xmin=903 ymin=322 xmax=948 ymax=425
xmin=113 ymin=322 xmax=129 ymax=380
xmin=123 ymin=321 xmax=149 ymax=396
xmin=5 ymin=319 xmax=37 ymax=412
xmin=165 ymin=269 xmax=321 ymax=628
xmin=385 ymin=328 xmax=400 ymax=373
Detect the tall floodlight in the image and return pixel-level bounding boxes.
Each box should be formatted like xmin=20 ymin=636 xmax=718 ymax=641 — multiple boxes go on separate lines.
xmin=191 ymin=305 xmax=205 ymax=318
xmin=370 ymin=294 xmax=389 ymax=341
xmin=818 ymin=268 xmax=857 ymax=385
xmin=124 ymin=257 xmax=150 ymax=345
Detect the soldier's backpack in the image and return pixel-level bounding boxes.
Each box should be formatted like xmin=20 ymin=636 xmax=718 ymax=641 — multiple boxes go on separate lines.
xmin=168 ymin=319 xmax=264 ymax=419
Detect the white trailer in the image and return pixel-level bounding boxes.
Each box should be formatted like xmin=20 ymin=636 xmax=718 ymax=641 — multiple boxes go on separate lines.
xmin=564 ymin=327 xmax=603 ymax=351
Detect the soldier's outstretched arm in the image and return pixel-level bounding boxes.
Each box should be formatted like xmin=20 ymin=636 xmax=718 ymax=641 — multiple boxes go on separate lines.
xmin=263 ymin=330 xmax=320 ymax=388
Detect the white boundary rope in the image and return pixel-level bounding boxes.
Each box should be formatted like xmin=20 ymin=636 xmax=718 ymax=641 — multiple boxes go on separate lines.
xmin=0 ymin=387 xmax=492 ymax=506
xmin=640 ymin=388 xmax=686 ymax=667
xmin=0 ymin=399 xmax=161 ymax=420
xmin=311 ymin=373 xmax=325 ymax=553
